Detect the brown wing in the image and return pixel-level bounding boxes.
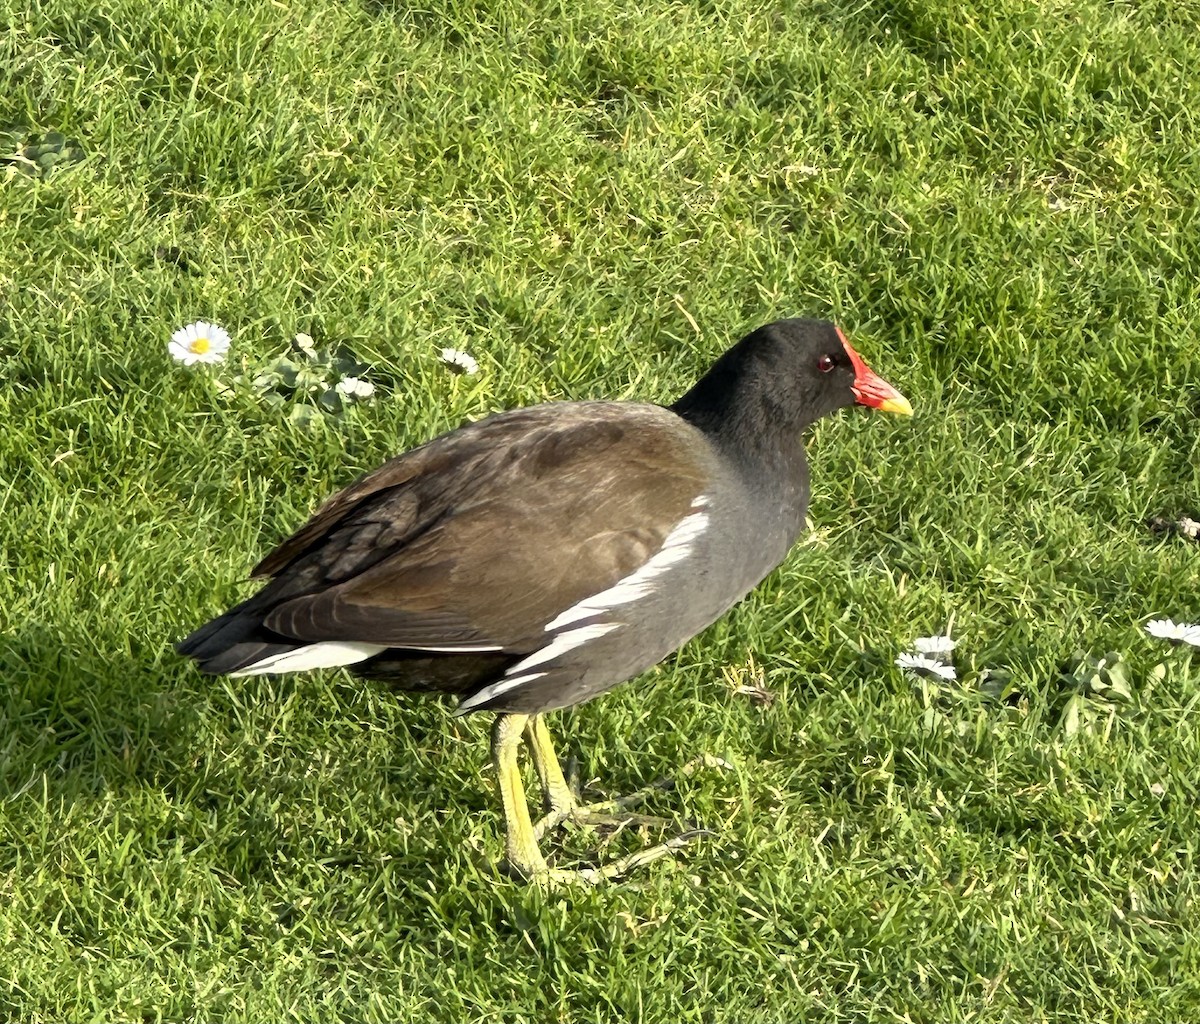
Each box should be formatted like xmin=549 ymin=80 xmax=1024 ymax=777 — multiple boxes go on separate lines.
xmin=251 ymin=402 xmax=711 ymax=653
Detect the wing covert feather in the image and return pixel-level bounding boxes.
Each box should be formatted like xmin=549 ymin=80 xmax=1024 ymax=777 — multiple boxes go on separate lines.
xmin=252 ymin=403 xmax=712 ymax=652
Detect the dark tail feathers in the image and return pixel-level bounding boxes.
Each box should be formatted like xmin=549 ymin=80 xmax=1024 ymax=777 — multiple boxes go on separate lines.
xmin=176 ymin=597 xmax=301 ymax=675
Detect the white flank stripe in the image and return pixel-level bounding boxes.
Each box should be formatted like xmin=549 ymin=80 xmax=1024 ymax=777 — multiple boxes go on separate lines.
xmin=509 ymin=621 xmax=621 ymax=674
xmin=543 ymin=506 xmax=710 ymax=632
xmin=230 ymin=640 xmax=387 ymax=677
xmin=395 ymin=643 xmax=505 ymax=653
xmin=457 ymin=672 xmax=547 ymax=713
xmin=457 ymin=621 xmax=622 ymax=713
xmin=457 ymin=497 xmax=712 ymax=714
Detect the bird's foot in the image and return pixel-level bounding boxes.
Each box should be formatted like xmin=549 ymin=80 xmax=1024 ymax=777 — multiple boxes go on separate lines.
xmin=516 ymin=752 xmax=728 ymax=884
xmin=531 ymin=788 xmax=672 ymax=840
xmin=511 ymin=717 xmax=729 ymax=884
xmin=511 ymin=828 xmax=711 ymax=887
xmin=532 ymin=752 xmax=732 ymax=841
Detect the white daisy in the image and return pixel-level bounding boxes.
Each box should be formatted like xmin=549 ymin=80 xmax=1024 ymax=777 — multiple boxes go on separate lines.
xmin=439 ymin=347 xmax=479 ymax=376
xmin=170 ymin=321 xmax=230 ymax=366
xmin=335 ymin=376 xmax=375 ymax=401
xmin=895 ymin=652 xmax=957 ymax=681
xmin=912 ymin=635 xmax=956 ymax=656
xmin=1145 ymin=619 xmax=1200 ymax=646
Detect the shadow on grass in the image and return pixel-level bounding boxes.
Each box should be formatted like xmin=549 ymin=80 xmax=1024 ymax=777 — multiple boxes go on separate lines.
xmin=0 ymin=624 xmax=490 ymax=888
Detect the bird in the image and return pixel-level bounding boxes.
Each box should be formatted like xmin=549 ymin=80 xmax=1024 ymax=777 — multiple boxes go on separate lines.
xmin=176 ymin=318 xmax=912 ymax=883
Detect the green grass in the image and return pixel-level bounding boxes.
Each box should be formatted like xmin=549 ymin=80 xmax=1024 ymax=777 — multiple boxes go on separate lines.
xmin=4 ymin=0 xmax=1200 ymax=1018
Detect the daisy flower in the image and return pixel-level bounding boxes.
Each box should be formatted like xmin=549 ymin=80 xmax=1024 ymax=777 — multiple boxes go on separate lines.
xmin=895 ymin=652 xmax=957 ymax=681
xmin=335 ymin=376 xmax=376 ymax=401
xmin=912 ymin=635 xmax=956 ymax=657
xmin=170 ymin=321 xmax=230 ymax=366
xmin=1145 ymin=619 xmax=1200 ymax=647
xmin=440 ymin=347 xmax=479 ymax=376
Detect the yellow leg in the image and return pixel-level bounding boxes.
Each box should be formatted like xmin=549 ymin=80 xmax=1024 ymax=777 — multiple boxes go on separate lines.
xmin=493 ymin=713 xmax=710 ymax=885
xmin=518 ymin=714 xmax=710 ymax=882
xmin=524 ymin=714 xmax=578 ymax=818
xmin=491 ymin=713 xmax=548 ymax=878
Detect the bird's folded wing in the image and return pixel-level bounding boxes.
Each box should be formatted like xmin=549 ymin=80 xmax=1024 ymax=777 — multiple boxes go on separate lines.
xmin=250 ymin=404 xmax=711 ymax=652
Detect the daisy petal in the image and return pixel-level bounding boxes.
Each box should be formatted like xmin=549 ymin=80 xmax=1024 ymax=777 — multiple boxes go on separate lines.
xmin=439 ymin=347 xmax=479 ymax=376
xmin=912 ymin=635 xmax=956 ymax=656
xmin=896 ymin=652 xmax=957 ymax=681
xmin=168 ymin=340 xmax=197 ymax=365
xmin=335 ymin=376 xmax=376 ymax=401
xmin=1146 ymin=619 xmax=1200 ymax=646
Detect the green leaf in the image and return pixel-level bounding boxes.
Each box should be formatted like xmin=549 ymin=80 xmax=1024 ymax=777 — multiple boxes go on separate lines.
xmin=271 ymin=359 xmax=301 ymax=388
xmin=294 ymin=366 xmax=327 ymax=393
xmin=1061 ymin=693 xmax=1083 ymax=738
xmin=333 ymin=346 xmax=367 ymax=376
xmin=1106 ymin=674 xmax=1133 ymax=702
xmin=318 ymin=389 xmax=343 ymax=414
xmin=288 ymin=404 xmax=317 ymax=428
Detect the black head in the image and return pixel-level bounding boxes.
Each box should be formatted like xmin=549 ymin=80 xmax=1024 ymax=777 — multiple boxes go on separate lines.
xmin=670 ymin=318 xmax=911 ymax=448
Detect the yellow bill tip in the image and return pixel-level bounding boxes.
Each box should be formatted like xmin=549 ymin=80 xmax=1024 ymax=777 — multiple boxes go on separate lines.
xmin=877 ymin=394 xmax=914 ymax=416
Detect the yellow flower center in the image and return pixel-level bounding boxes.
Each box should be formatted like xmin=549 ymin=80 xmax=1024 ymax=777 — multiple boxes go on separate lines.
xmin=189 ymin=337 xmax=211 ymax=354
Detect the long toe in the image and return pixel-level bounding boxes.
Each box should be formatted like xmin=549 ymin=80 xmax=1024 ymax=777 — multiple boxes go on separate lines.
xmin=532 ymin=752 xmax=731 ymax=841
xmin=532 ymin=799 xmax=673 ymax=841
xmin=533 ymin=829 xmax=712 ymax=887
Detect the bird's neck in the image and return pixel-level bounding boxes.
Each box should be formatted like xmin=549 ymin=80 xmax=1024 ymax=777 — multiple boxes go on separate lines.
xmin=669 ymin=379 xmax=811 ymax=524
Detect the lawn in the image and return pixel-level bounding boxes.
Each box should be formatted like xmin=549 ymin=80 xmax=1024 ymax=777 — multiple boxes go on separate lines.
xmin=3 ymin=0 xmax=1200 ymax=1019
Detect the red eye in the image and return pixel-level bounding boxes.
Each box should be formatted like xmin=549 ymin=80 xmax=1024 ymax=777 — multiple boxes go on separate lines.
xmin=818 ymin=354 xmax=836 ymax=373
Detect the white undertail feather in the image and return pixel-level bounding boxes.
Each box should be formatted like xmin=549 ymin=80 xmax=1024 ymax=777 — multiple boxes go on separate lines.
xmin=230 ymin=640 xmax=387 ymax=677
xmin=457 ymin=499 xmax=711 ymax=713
